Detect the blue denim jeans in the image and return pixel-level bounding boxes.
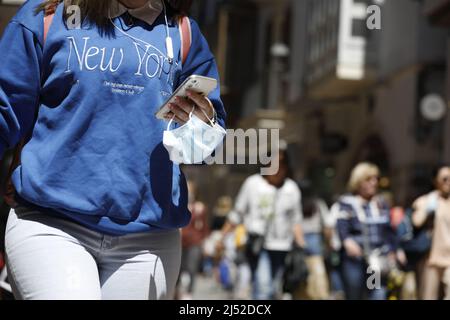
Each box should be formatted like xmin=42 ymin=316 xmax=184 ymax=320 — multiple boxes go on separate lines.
xmin=253 ymin=249 xmax=287 ymax=300
xmin=304 ymin=233 xmax=323 ymax=256
xmin=341 ymin=255 xmax=386 ymax=300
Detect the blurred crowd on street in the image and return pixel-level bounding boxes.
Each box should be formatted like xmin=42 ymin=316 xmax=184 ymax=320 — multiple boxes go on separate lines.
xmin=175 ymin=154 xmax=450 ymax=301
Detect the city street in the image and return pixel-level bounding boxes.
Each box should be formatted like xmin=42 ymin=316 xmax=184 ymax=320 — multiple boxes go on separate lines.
xmin=0 ymin=0 xmax=449 ymax=303
xmin=192 ymin=276 xmax=230 ymax=300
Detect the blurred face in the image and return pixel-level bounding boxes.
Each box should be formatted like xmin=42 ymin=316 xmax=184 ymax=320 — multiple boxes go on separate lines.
xmin=357 ymin=174 xmax=379 ymax=200
xmin=436 ymin=167 xmax=450 ymax=197
xmin=265 ymin=152 xmax=288 ymax=187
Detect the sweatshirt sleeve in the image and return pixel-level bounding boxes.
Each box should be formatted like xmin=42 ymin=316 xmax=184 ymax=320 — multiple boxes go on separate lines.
xmin=0 ymin=20 xmax=42 ymax=158
xmin=177 ymin=19 xmax=226 ymax=129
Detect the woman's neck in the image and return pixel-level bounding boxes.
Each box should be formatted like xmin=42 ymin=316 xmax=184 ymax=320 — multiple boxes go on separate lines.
xmin=438 ymin=190 xmax=450 ymax=200
xmin=358 ymin=194 xmax=374 ymax=203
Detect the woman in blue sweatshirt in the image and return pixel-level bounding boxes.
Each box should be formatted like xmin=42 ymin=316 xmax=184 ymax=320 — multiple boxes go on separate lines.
xmin=1 ymin=0 xmax=226 ymax=300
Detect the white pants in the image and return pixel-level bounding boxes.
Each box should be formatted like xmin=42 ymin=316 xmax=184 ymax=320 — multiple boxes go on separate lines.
xmin=421 ymin=262 xmax=450 ymax=300
xmin=5 ymin=206 xmax=181 ymax=300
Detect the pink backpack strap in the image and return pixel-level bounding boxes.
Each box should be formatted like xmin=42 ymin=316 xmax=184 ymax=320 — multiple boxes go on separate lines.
xmin=43 ymin=1 xmax=58 ymax=44
xmin=178 ymin=16 xmax=192 ymax=66
xmin=43 ymin=13 xmax=54 ymax=43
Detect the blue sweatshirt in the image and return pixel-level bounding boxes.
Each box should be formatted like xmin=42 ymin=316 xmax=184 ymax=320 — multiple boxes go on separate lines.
xmin=0 ymin=0 xmax=226 ymax=235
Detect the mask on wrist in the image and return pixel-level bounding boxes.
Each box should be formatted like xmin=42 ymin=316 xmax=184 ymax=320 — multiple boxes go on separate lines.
xmin=163 ymin=109 xmax=226 ymax=164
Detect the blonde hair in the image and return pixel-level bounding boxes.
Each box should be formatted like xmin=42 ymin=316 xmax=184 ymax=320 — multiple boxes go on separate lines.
xmin=348 ymin=162 xmax=380 ymax=193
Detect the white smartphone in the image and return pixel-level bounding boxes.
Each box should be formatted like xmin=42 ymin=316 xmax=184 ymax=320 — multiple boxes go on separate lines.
xmin=155 ymin=75 xmax=218 ymax=120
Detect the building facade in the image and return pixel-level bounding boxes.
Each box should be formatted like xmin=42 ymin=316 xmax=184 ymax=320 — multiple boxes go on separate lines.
xmin=285 ymin=0 xmax=450 ymax=205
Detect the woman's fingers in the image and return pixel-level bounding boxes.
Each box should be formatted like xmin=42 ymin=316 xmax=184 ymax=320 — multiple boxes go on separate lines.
xmin=165 ymin=92 xmax=215 ymax=125
xmin=173 ymin=97 xmax=195 ymax=114
xmin=167 ymin=103 xmax=189 ymax=123
xmin=164 ymin=111 xmax=186 ymax=125
xmin=187 ymin=90 xmax=214 ymax=119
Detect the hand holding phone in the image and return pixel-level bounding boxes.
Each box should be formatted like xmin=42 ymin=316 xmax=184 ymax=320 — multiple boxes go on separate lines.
xmin=155 ymin=75 xmax=218 ymax=121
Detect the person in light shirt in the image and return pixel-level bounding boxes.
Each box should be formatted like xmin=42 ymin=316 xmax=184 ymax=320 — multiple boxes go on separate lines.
xmin=412 ymin=164 xmax=450 ymax=300
xmin=219 ymin=149 xmax=305 ymax=300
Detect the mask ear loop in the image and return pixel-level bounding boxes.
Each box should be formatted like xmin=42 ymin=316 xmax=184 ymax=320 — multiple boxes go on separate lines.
xmin=167 ymin=115 xmax=176 ymax=131
xmin=198 ymin=107 xmax=216 ymax=127
xmin=188 ymin=105 xmax=196 ymax=120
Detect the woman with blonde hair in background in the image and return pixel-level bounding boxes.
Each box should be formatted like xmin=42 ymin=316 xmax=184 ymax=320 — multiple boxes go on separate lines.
xmin=334 ymin=162 xmax=398 ymax=300
xmin=298 ymin=181 xmax=334 ymax=299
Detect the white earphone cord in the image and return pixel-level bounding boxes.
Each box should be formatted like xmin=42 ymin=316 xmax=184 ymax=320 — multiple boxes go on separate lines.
xmin=161 ymin=0 xmax=174 ymax=62
xmin=108 ymin=0 xmax=174 ymax=63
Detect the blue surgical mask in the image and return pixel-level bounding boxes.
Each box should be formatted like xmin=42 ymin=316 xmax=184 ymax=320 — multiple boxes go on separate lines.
xmin=163 ymin=110 xmax=226 ymax=164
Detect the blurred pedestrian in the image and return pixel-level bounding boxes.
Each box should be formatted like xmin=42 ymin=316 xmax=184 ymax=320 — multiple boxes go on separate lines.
xmin=176 ymin=180 xmax=210 ymax=300
xmin=219 ymin=149 xmax=305 ymax=300
xmin=211 ymin=196 xmax=232 ymax=231
xmin=335 ymin=162 xmax=398 ymax=300
xmin=326 ymin=201 xmax=348 ymax=300
xmin=1 ymin=0 xmax=226 ymax=300
xmin=201 ymin=196 xmax=232 ymax=278
xmin=298 ymin=181 xmax=333 ymax=299
xmin=412 ymin=164 xmax=450 ymax=300
xmin=209 ymin=196 xmax=251 ymax=299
